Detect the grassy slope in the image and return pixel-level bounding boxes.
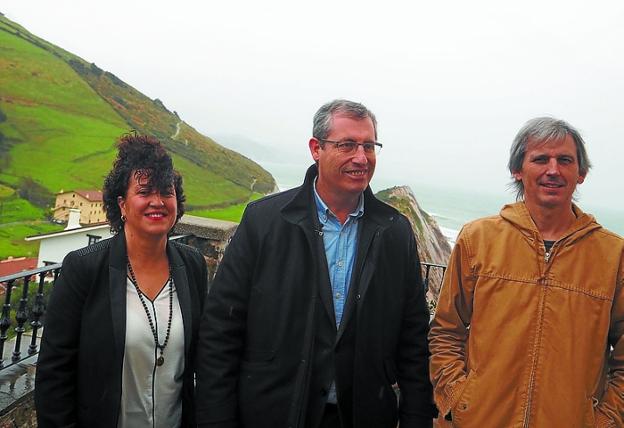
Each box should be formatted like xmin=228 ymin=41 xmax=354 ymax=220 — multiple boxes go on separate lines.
xmin=0 ymin=222 xmax=62 ymax=258
xmin=0 ymin=15 xmax=276 ymax=205
xmin=0 ymin=25 xmax=128 ymax=191
xmin=0 ymin=15 xmax=277 ymax=258
xmin=69 ymin=61 xmax=276 ymax=195
xmin=0 ymin=22 xmax=126 ymax=257
xmin=188 ymin=192 xmax=265 ymax=221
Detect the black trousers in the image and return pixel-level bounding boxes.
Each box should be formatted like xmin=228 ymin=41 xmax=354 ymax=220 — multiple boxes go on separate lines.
xmin=319 ymin=403 xmax=342 ymax=428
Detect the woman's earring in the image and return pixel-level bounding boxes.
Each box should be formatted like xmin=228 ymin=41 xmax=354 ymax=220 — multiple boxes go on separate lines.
xmin=121 ymin=215 xmax=126 ymax=223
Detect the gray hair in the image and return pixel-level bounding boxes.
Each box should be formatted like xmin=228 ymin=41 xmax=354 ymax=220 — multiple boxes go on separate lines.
xmin=508 ymin=117 xmax=592 ymax=200
xmin=312 ymin=99 xmax=378 ymax=140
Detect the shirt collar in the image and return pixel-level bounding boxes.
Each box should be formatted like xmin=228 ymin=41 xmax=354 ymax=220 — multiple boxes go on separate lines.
xmin=313 ymin=177 xmax=365 ymax=224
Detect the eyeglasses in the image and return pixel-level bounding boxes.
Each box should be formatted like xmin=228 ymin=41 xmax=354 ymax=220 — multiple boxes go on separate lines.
xmin=318 ymin=139 xmax=383 ymax=155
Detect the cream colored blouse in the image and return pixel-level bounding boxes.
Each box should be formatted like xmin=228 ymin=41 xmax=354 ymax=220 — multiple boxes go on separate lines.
xmin=118 ymin=277 xmax=185 ymax=428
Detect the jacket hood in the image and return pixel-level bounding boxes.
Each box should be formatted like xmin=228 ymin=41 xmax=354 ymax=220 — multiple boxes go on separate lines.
xmin=499 ymin=201 xmax=602 ymax=246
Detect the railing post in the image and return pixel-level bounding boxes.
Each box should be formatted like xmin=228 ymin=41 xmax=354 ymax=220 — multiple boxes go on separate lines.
xmin=0 ymin=280 xmax=15 ymax=368
xmin=29 ymin=271 xmax=47 ymax=355
xmin=12 ymin=274 xmax=31 ymax=362
xmin=423 ymin=264 xmax=432 ymax=293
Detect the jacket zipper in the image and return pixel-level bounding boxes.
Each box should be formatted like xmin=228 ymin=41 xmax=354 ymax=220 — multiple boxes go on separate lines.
xmin=544 ymin=242 xmax=557 ymax=263
xmin=523 ymin=293 xmax=543 ymax=428
xmin=524 ymin=241 xmax=557 ymax=426
xmin=523 ymin=394 xmax=531 ymax=426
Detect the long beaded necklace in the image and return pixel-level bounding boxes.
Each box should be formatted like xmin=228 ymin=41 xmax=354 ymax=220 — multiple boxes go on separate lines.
xmin=127 ymin=260 xmax=173 ymax=367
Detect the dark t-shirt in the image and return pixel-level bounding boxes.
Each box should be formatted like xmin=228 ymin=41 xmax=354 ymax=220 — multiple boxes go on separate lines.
xmin=544 ymin=240 xmax=555 ymax=252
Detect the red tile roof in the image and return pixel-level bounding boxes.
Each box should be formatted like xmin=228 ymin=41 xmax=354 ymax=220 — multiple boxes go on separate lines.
xmin=74 ymin=190 xmax=103 ymax=201
xmin=0 ymin=257 xmax=37 ymax=277
xmin=57 ymin=189 xmax=103 ymax=201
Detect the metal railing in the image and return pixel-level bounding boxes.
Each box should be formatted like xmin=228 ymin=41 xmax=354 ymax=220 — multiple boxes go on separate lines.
xmin=0 ymin=261 xmax=446 ymax=373
xmin=421 ymin=262 xmax=446 ymax=293
xmin=0 ymin=263 xmax=61 ymax=370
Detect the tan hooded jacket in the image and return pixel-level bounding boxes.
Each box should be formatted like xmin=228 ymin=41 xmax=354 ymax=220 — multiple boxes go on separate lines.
xmin=430 ymin=202 xmax=624 ymax=427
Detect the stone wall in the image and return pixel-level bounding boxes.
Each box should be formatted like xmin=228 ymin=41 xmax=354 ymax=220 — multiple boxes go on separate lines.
xmin=173 ymin=215 xmax=238 ymax=284
xmin=0 ymin=393 xmax=35 ymax=428
xmin=0 ymin=358 xmax=37 ymax=428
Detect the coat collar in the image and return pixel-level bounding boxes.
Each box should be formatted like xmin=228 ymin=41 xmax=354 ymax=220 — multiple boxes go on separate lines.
xmin=500 ymin=201 xmax=601 ymax=246
xmin=109 ymin=232 xmax=128 ymax=360
xmin=108 ymin=231 xmax=193 ymax=360
xmin=280 ymin=164 xmax=400 ymax=336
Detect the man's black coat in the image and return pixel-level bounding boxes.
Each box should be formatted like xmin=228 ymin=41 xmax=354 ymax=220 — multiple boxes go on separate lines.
xmin=196 ymin=165 xmax=434 ymax=428
xmin=35 ymin=231 xmax=208 ymax=427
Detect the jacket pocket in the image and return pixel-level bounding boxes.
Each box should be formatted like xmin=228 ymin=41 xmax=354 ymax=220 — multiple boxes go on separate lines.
xmin=584 ymin=396 xmax=601 ymax=427
xmin=382 ymin=357 xmax=400 ymax=409
xmin=450 ymin=370 xmax=478 ymax=426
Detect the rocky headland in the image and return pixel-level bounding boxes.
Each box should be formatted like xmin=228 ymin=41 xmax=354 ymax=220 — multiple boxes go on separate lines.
xmin=376 ymin=186 xmax=452 ymax=304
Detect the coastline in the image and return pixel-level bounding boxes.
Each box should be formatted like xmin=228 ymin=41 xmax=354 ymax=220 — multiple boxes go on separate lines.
xmin=437 ymin=225 xmax=459 ymax=247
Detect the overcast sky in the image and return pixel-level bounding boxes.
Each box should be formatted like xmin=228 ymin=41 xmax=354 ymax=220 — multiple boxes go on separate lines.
xmin=4 ymin=0 xmax=624 ymax=213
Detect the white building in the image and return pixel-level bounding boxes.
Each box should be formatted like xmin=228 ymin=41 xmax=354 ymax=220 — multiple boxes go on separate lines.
xmin=25 ymin=210 xmax=113 ymax=267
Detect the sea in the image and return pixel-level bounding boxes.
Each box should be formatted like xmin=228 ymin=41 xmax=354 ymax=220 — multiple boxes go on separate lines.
xmin=259 ymin=160 xmax=624 ymax=247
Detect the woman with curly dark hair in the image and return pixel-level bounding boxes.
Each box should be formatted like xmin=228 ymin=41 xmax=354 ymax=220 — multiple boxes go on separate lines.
xmin=35 ymin=133 xmax=207 ymax=428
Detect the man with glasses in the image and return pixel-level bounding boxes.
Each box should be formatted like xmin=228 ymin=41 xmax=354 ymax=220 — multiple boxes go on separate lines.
xmin=196 ymin=99 xmax=435 ymax=427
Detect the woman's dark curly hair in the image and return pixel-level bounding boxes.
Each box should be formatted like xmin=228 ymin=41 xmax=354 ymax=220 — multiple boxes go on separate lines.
xmin=103 ymin=133 xmax=185 ymax=233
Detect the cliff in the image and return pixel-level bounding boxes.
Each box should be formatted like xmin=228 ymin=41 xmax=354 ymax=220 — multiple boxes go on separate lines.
xmin=376 ymin=186 xmax=452 ymax=304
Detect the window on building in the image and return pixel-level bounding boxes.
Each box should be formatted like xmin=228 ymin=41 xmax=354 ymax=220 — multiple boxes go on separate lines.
xmin=87 ymin=234 xmax=102 ymax=246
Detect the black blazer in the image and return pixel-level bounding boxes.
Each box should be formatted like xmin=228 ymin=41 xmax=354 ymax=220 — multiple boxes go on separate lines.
xmin=196 ymin=165 xmax=434 ymax=428
xmin=35 ymin=231 xmax=208 ymax=428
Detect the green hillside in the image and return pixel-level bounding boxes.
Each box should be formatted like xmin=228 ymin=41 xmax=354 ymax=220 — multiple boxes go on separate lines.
xmin=0 ymin=14 xmax=276 ymax=258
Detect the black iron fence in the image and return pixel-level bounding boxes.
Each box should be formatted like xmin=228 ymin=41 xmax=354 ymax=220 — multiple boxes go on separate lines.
xmin=0 ymin=264 xmax=61 ymax=370
xmin=0 ymin=261 xmax=446 ymax=373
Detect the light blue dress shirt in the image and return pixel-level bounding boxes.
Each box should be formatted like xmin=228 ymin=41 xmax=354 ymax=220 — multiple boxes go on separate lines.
xmin=313 ymin=183 xmax=364 ymax=327
xmin=313 ymin=181 xmax=364 ymax=404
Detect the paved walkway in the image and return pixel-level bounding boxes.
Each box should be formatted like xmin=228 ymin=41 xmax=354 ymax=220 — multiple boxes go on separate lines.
xmin=0 ymin=331 xmax=40 ymax=411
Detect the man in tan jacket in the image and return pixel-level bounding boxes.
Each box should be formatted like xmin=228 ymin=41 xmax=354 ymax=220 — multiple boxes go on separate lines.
xmin=429 ymin=117 xmax=624 ymax=427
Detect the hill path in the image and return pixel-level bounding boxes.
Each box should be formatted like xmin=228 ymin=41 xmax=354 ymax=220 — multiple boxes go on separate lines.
xmin=171 ymin=120 xmax=189 ymax=146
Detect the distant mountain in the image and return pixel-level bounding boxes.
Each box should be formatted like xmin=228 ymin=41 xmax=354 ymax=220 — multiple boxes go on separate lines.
xmin=0 ymin=14 xmax=277 ymax=256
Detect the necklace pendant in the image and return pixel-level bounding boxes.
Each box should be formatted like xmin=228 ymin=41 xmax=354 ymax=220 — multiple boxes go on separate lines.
xmin=156 ymin=355 xmax=164 ymax=366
